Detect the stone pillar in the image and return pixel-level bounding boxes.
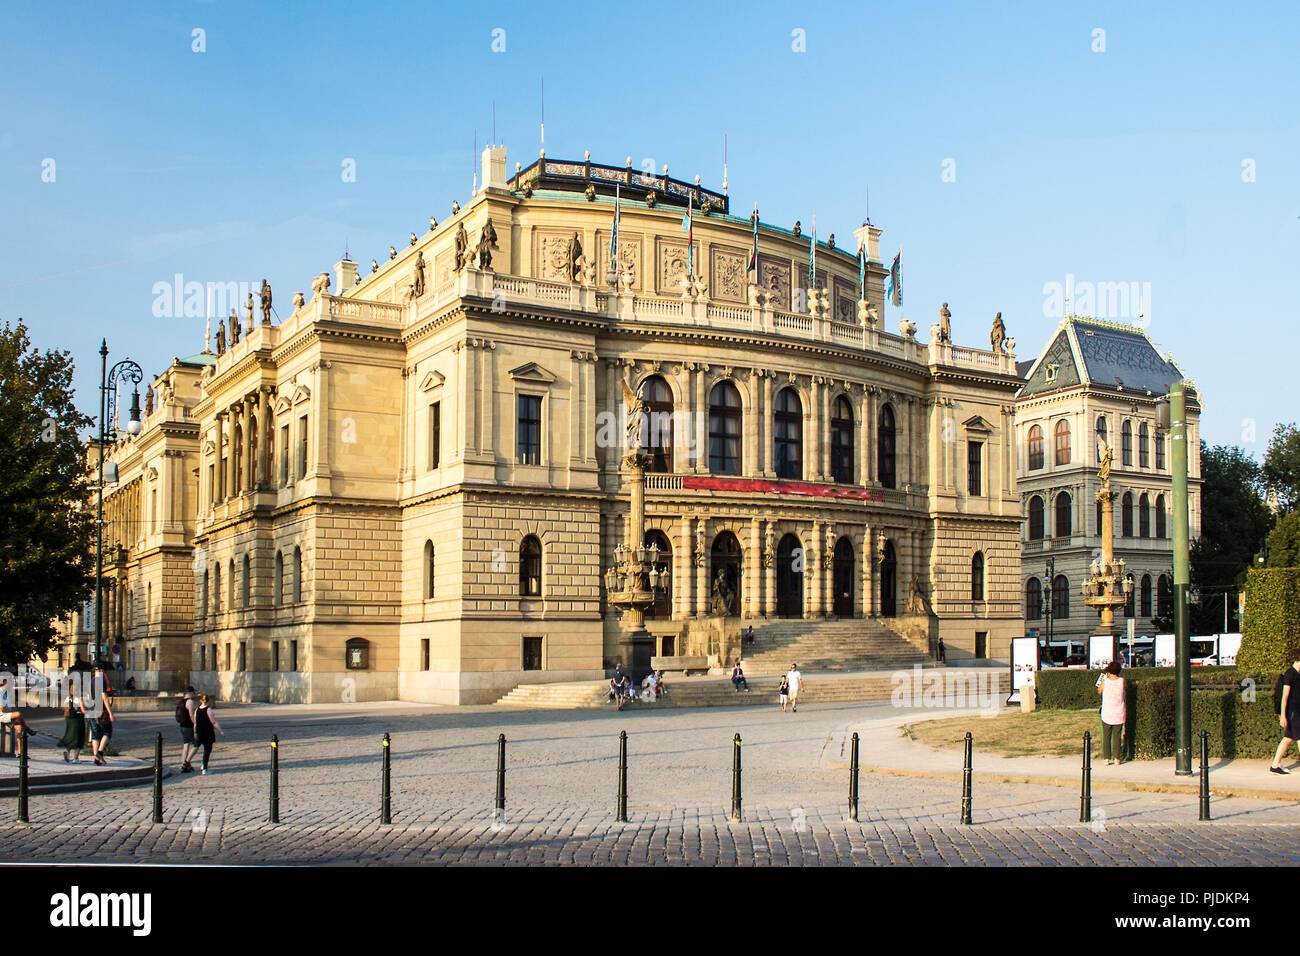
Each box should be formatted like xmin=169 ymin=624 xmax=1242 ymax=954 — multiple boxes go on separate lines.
xmin=742 ymin=374 xmax=759 ymax=478
xmin=808 ymin=521 xmax=821 ymax=618
xmin=457 ymin=342 xmax=477 ymax=466
xmin=747 ymin=517 xmax=761 ymax=619
xmin=693 ymin=366 xmax=707 ymax=473
xmin=480 ymin=342 xmax=495 ymax=458
xmin=906 ymin=397 xmax=917 ymax=489
xmin=809 ymin=377 xmax=822 ymax=481
xmin=311 ymin=361 xmax=332 ymax=481
xmin=862 ymin=524 xmax=875 ymax=617
xmin=695 ymin=516 xmax=709 ymax=618
xmin=225 ymin=409 xmax=237 ymax=500
xmin=820 ymin=379 xmax=832 ymax=480
xmin=257 ymin=387 xmax=271 ymax=487
xmin=677 ymin=514 xmax=693 ymax=619
xmin=761 ymin=371 xmax=774 ymax=476
xmin=822 ymin=524 xmax=835 ymax=616
xmin=763 ymin=520 xmax=777 ymax=617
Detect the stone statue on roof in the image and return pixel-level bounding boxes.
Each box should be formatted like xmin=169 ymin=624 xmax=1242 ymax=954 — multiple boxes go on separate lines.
xmin=566 ymin=231 xmax=584 ymax=283
xmin=215 ymin=315 xmax=226 ymax=355
xmin=260 ymin=280 xmax=273 ymax=325
xmin=229 ymin=307 xmax=241 ymax=346
xmin=991 ymin=312 xmax=1006 ymax=352
xmin=939 ymin=302 xmax=952 ymax=343
xmin=454 ymin=223 xmax=469 ymax=272
xmin=145 ymin=386 xmax=154 ymax=417
xmin=476 ymin=220 xmax=497 ymax=271
xmin=244 ymin=293 xmax=255 ymax=331
xmin=412 ymin=251 xmax=427 ymax=297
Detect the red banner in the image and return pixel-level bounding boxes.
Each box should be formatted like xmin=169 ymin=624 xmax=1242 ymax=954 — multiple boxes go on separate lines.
xmin=680 ymin=476 xmax=883 ymax=502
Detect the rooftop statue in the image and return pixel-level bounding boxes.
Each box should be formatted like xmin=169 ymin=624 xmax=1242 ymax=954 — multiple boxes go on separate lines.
xmin=477 ymin=220 xmax=498 ymax=270
xmin=454 ymin=223 xmax=469 ymax=272
xmin=412 ymin=251 xmax=427 ymax=297
xmin=311 ymin=272 xmax=331 ymax=296
xmin=215 ymin=315 xmax=227 ymax=355
xmin=991 ymin=311 xmax=1006 ymax=352
xmin=566 ymin=231 xmax=583 ymax=283
xmin=939 ymin=302 xmax=952 ymax=343
xmin=230 ymin=306 xmax=242 ymax=345
xmin=793 ymin=220 xmax=802 ymax=238
xmin=260 ymin=280 xmax=273 ymax=325
xmin=245 ymin=292 xmax=255 ymax=330
xmin=371 ymin=259 xmax=379 ymax=273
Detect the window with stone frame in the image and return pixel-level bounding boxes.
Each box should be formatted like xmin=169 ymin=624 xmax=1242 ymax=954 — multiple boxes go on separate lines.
xmin=968 ymin=441 xmax=983 ymax=496
xmin=773 ymin=387 xmax=803 ymax=480
xmin=830 ymin=396 xmax=854 ymax=483
xmin=517 ymin=394 xmax=542 ymax=465
xmin=1027 ymin=424 xmax=1044 ymax=471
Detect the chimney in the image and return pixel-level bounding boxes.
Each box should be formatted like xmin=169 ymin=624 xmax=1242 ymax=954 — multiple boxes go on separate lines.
xmin=482 ymin=144 xmax=507 ymax=191
xmin=335 ymin=258 xmax=358 ymax=293
xmin=853 ymin=222 xmax=881 ymax=264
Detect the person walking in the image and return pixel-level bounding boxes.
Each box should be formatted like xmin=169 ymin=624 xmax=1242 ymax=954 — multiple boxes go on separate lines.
xmin=177 ymin=686 xmax=198 ymax=772
xmin=193 ymin=694 xmax=225 ymax=775
xmin=1097 ymin=660 xmax=1126 ymax=765
xmin=785 ymin=663 xmax=804 ymax=714
xmin=937 ymin=637 xmax=946 ymax=663
xmin=89 ymin=688 xmax=115 ymax=765
xmin=778 ymin=674 xmax=790 ymax=713
xmin=56 ymin=690 xmax=87 ymax=763
xmin=1269 ymin=649 xmax=1300 ymax=775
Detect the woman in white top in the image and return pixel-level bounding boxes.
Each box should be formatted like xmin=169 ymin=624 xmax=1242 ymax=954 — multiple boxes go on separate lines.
xmin=1097 ymin=661 xmax=1127 ymax=765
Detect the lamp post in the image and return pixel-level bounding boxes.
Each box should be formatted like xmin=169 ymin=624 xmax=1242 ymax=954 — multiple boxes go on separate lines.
xmin=95 ymin=341 xmax=142 ymax=669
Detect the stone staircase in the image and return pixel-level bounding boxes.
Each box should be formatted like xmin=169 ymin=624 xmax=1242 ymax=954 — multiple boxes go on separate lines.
xmin=738 ymin=619 xmax=930 ymax=675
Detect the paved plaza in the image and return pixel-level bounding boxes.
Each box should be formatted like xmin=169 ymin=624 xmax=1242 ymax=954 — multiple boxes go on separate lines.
xmin=4 ymin=700 xmax=1299 ymax=866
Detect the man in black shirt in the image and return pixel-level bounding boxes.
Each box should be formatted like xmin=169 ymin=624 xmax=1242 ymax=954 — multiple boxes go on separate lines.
xmin=1269 ymin=649 xmax=1300 ymax=775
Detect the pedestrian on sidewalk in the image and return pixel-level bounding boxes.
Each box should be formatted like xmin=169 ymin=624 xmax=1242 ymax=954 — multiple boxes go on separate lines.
xmin=177 ymin=686 xmax=198 ymax=772
xmin=89 ymin=688 xmax=115 ymax=765
xmin=778 ymin=674 xmax=790 ymax=713
xmin=937 ymin=638 xmax=946 ymax=663
xmin=194 ymin=694 xmax=225 ymax=774
xmin=1097 ymin=660 xmax=1126 ymax=765
xmin=56 ymin=690 xmax=87 ymax=763
xmin=786 ymin=663 xmax=804 ymax=713
xmin=1269 ymin=649 xmax=1300 ymax=775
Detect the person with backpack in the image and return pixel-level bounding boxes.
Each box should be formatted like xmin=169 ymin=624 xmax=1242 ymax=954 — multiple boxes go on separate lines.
xmin=56 ymin=690 xmax=87 ymax=762
xmin=1270 ymin=650 xmax=1300 ymax=775
xmin=177 ymin=686 xmax=199 ymax=773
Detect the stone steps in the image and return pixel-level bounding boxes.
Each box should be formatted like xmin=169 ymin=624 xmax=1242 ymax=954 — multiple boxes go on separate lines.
xmin=738 ymin=618 xmax=929 ymax=674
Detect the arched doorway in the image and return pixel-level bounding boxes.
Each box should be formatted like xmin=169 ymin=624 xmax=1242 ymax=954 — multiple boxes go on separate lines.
xmin=709 ymin=532 xmax=742 ymax=617
xmin=775 ymin=534 xmax=804 ymax=618
xmin=644 ymin=530 xmax=672 ymax=619
xmin=833 ymin=537 xmax=854 ymax=617
xmin=879 ymin=540 xmax=897 ymax=617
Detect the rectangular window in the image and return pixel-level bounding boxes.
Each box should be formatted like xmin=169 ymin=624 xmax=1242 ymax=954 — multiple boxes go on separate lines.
xmin=523 ymin=636 xmax=543 ymax=671
xmin=420 ymin=638 xmax=430 ymax=671
xmin=280 ymin=424 xmax=290 ymax=484
xmin=219 ymin=456 xmax=227 ymax=498
xmin=238 ymin=641 xmax=247 ymax=671
xmin=517 ymin=395 xmax=541 ymax=465
xmin=206 ymin=464 xmax=215 ymax=508
xmin=151 ymin=489 xmax=158 ymax=532
xmin=967 ymin=441 xmax=983 ymax=496
xmin=200 ymin=645 xmax=207 ymax=671
xmin=290 ymin=640 xmax=298 ymax=671
xmin=224 ymin=643 xmax=231 ymax=671
xmin=429 ymin=401 xmax=441 ymax=469
xmin=975 ymin=632 xmax=988 ymax=659
xmin=298 ymin=415 xmax=309 ymax=478
xmin=272 ymin=641 xmax=280 ymax=672
xmin=210 ymin=644 xmax=217 ymax=669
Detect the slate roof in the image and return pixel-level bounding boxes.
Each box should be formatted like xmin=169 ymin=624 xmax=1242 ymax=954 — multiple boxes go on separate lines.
xmin=1018 ymin=317 xmax=1185 ymax=398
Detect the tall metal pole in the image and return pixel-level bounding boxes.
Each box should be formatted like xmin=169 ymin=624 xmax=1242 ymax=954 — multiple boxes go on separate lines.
xmin=95 ymin=341 xmax=107 ymax=669
xmin=1171 ymin=382 xmax=1192 ymax=774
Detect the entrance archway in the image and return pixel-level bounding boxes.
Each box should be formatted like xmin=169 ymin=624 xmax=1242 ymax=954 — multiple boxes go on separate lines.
xmin=879 ymin=539 xmax=897 ymax=618
xmin=833 ymin=537 xmax=854 ymax=617
xmin=776 ymin=534 xmax=804 ymax=618
xmin=709 ymin=532 xmax=742 ymax=617
xmin=644 ymin=530 xmax=672 ymax=619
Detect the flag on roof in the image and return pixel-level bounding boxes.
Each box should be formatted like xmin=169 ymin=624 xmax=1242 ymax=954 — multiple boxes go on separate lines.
xmin=887 ymin=251 xmax=902 ymax=307
xmin=609 ymin=183 xmax=621 ymax=264
xmin=681 ymin=194 xmax=694 ymax=274
xmin=747 ymin=204 xmax=759 ymax=274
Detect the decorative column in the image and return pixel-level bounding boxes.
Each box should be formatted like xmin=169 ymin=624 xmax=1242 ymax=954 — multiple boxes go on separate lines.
xmin=455 ymin=341 xmax=477 ymax=466
xmin=225 ymin=408 xmax=237 ymax=500
xmin=695 ymin=516 xmax=709 ymax=617
xmin=822 ymin=524 xmax=835 ymax=616
xmin=311 ymin=361 xmax=332 ymax=482
xmin=678 ymin=514 xmax=693 ymax=619
xmin=762 ymin=520 xmax=777 ymax=617
xmin=862 ymin=523 xmax=875 ymax=616
xmin=257 ymin=386 xmax=272 ymax=488
xmin=747 ymin=516 xmax=761 ymax=619
xmin=760 ymin=371 xmax=774 ymax=477
xmin=479 ymin=340 xmax=495 ymax=458
xmin=693 ymin=365 xmax=707 ymax=474
xmin=807 ymin=521 xmax=822 ymax=618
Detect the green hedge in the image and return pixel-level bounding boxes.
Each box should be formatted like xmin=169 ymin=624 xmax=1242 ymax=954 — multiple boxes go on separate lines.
xmin=1037 ymin=666 xmax=1238 ymax=710
xmin=1191 ymin=689 xmax=1284 ymax=759
xmin=1239 ymin=567 xmax=1300 ymax=675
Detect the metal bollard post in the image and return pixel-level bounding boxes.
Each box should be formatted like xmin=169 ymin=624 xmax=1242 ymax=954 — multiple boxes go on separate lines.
xmin=730 ymin=733 xmax=742 ymax=823
xmin=380 ymin=732 xmax=391 ymax=825
xmin=960 ymin=732 xmax=973 ymax=825
xmin=17 ymin=731 xmax=29 ymax=824
xmin=152 ymin=732 xmax=163 ymax=824
xmin=495 ymin=734 xmax=506 ymax=817
xmin=1198 ymin=730 xmax=1211 ymax=821
xmin=848 ymin=732 xmax=860 ymax=822
xmin=269 ymin=735 xmax=280 ymax=824
xmin=1080 ymin=731 xmax=1092 ymax=823
xmin=616 ymin=731 xmax=628 ymax=823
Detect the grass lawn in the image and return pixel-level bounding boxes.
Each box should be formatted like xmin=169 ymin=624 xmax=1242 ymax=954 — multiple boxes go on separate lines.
xmin=903 ymin=709 xmax=1102 ymax=758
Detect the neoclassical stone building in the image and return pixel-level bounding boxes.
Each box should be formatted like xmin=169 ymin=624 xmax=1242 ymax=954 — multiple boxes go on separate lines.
xmin=1014 ymin=316 xmax=1202 ymax=657
xmin=177 ymin=146 xmax=1024 ymax=704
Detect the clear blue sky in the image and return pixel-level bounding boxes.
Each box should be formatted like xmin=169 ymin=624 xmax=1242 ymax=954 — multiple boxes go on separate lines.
xmin=2 ymin=0 xmax=1296 ymax=453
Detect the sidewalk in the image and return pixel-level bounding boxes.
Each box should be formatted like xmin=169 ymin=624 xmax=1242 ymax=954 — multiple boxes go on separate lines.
xmin=823 ymin=707 xmax=1300 ymax=802
xmin=0 ymin=735 xmax=169 ymax=797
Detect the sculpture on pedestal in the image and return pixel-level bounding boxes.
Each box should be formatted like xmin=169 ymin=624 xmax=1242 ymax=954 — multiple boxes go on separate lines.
xmin=990 ymin=312 xmax=1006 ymax=352
xmin=938 ymin=302 xmax=952 ymax=344
xmin=215 ymin=315 xmax=227 ymax=355
xmin=565 ymin=231 xmax=584 ymax=283
xmin=260 ymin=280 xmax=273 ymax=325
xmin=453 ymin=223 xmax=469 ymax=272
xmin=229 ymin=307 xmax=241 ymax=346
xmin=412 ymin=251 xmax=427 ymax=297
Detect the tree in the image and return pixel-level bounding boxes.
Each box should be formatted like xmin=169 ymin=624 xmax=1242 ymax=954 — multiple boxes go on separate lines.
xmin=1263 ymin=423 xmax=1300 ymax=512
xmin=1266 ymin=510 xmax=1300 ymax=569
xmin=1190 ymin=442 xmax=1273 ymax=633
xmin=0 ymin=321 xmax=94 ymax=664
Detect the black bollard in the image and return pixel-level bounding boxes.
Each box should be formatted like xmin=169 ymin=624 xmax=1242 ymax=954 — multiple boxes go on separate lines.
xmin=495 ymin=734 xmax=506 ymax=818
xmin=1199 ymin=730 xmax=1211 ymax=821
xmin=730 ymin=733 xmax=742 ymax=823
xmin=848 ymin=732 xmax=860 ymax=822
xmin=17 ymin=730 xmax=29 ymax=824
xmin=152 ymin=732 xmax=163 ymax=824
xmin=960 ymin=732 xmax=973 ymax=825
xmin=269 ymin=735 xmax=280 ymax=824
xmin=381 ymin=732 xmax=391 ymax=825
xmin=616 ymin=731 xmax=628 ymax=823
xmin=1080 ymin=731 xmax=1092 ymax=823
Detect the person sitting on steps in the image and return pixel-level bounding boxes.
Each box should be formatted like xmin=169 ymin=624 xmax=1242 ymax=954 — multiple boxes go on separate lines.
xmin=731 ymin=662 xmax=749 ymax=692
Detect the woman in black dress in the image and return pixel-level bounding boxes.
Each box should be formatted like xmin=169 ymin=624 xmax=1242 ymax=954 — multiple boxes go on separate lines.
xmin=56 ymin=691 xmax=87 ymax=762
xmin=193 ymin=694 xmax=225 ymax=775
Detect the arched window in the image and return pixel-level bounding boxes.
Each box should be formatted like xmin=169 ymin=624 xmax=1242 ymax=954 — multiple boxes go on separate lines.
xmin=830 ymin=396 xmax=854 ymax=483
xmin=639 ymin=375 xmax=674 ymax=473
xmin=1054 ymin=419 xmax=1071 ymax=466
xmin=776 ymin=534 xmax=804 ymax=618
xmin=1055 ymin=492 xmax=1072 ymax=538
xmin=1051 ymin=574 xmax=1070 ymax=620
xmin=1157 ymin=574 xmax=1172 ymax=618
xmin=424 ymin=540 xmax=435 ymax=600
xmin=879 ymin=539 xmax=897 ymax=617
xmin=773 ymin=387 xmax=803 ymax=480
xmin=1096 ymin=415 xmax=1108 ymax=461
xmin=1155 ymin=432 xmax=1165 ymax=470
xmin=520 ymin=536 xmax=542 ymax=597
xmin=878 ymin=404 xmax=896 ymax=489
xmin=1027 ymin=424 xmax=1044 ymax=471
xmin=833 ymin=536 xmax=854 ymax=617
xmin=1140 ymin=574 xmax=1152 ymax=617
xmin=242 ymin=554 xmax=251 ymax=607
xmin=971 ymin=552 xmax=985 ymax=601
xmin=1155 ymin=494 xmax=1167 ymax=538
xmin=275 ymin=551 xmax=284 ymax=605
xmin=644 ymin=530 xmax=672 ymax=619
xmin=1121 ymin=420 xmax=1132 ymax=466
xmin=1121 ymin=492 xmax=1134 ymax=537
xmin=293 ymin=547 xmax=303 ymax=604
xmin=708 ymin=382 xmax=742 ymax=475
xmin=1025 ymin=577 xmax=1042 ymax=621
xmin=1124 ymin=579 xmax=1135 ymax=618
xmin=1139 ymin=493 xmax=1150 ymax=537
xmin=1138 ymin=422 xmax=1149 ymax=468
xmin=1028 ymin=495 xmax=1045 ymax=540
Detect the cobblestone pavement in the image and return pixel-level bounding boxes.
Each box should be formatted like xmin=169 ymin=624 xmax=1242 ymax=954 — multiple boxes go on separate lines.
xmin=5 ymin=700 xmax=1299 ymax=865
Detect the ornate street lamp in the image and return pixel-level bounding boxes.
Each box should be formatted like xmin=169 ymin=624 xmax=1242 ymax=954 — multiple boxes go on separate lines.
xmin=95 ymin=341 xmax=142 ymax=668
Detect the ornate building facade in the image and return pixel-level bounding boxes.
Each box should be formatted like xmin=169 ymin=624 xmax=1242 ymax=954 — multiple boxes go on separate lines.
xmin=1014 ymin=316 xmax=1202 ymax=657
xmin=79 ymin=146 xmax=1025 ymax=704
